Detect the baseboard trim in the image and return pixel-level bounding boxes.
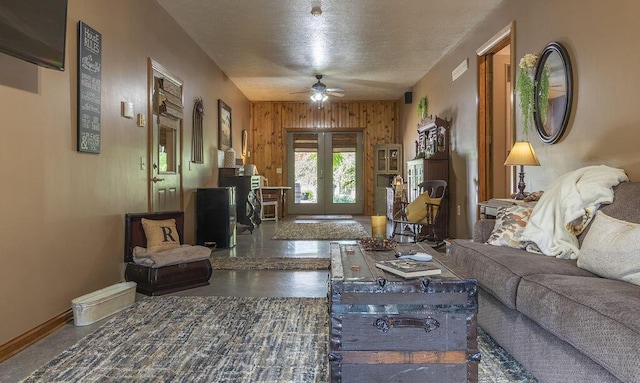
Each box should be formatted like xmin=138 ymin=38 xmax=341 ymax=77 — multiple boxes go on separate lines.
xmin=0 ymin=309 xmax=73 ymax=363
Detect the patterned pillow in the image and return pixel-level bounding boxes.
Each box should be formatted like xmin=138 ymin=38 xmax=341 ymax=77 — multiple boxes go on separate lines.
xmin=486 ymin=205 xmax=533 ymax=248
xmin=577 ymin=211 xmax=640 ymax=286
xmin=141 ymin=218 xmax=181 ymax=253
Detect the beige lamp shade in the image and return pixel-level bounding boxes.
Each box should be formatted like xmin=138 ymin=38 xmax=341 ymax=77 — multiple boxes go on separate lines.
xmin=504 ymin=141 xmax=540 ymax=166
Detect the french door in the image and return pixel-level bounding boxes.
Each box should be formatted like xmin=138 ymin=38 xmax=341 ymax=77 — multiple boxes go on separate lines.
xmin=286 ymin=131 xmax=363 ymax=215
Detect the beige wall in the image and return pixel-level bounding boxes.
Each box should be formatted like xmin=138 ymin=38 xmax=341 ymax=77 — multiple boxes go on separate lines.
xmin=0 ymin=0 xmax=249 ymax=345
xmin=400 ymin=0 xmax=640 ymax=239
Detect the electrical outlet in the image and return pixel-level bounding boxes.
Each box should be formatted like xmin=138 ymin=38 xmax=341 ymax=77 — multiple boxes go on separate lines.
xmin=457 ymin=205 xmax=461 ymax=216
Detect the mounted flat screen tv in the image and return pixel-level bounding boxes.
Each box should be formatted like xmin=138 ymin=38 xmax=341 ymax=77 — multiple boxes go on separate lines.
xmin=0 ymin=0 xmax=68 ymax=71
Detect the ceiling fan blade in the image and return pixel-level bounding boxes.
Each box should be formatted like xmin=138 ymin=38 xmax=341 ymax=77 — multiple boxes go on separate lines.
xmin=289 ymin=90 xmax=312 ymax=94
xmin=326 ymin=87 xmax=344 ymax=93
xmin=328 ymin=92 xmax=345 ymax=97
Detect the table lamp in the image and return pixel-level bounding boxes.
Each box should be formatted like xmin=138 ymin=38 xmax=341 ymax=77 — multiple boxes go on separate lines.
xmin=504 ymin=141 xmax=540 ymax=200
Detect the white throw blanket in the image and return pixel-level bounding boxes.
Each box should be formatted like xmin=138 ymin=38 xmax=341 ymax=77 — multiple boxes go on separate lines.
xmin=519 ymin=165 xmax=628 ymax=259
xmin=133 ymin=244 xmax=211 ymax=268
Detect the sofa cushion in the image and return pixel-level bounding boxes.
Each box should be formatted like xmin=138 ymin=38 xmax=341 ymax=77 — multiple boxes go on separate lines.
xmin=517 ymin=274 xmax=640 ymax=383
xmin=578 ymin=211 xmax=640 ymax=286
xmin=578 ymin=181 xmax=640 ymax=245
xmin=449 ymin=240 xmax=596 ymax=309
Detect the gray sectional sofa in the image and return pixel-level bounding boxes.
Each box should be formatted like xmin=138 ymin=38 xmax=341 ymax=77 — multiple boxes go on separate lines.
xmin=435 ymin=181 xmax=640 ymax=383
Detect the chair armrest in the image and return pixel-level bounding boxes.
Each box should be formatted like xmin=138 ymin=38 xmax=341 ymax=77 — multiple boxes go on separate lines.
xmin=473 ymin=219 xmax=496 ymax=243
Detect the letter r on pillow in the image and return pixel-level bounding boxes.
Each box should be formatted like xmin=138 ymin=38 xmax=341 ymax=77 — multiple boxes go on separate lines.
xmin=161 ymin=226 xmax=176 ymax=243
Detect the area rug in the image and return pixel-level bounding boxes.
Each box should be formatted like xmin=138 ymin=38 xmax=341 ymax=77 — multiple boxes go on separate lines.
xmin=20 ymin=296 xmax=328 ymax=383
xmin=272 ymin=221 xmax=369 ymax=240
xmin=210 ymin=256 xmax=330 ymax=270
xmin=478 ymin=327 xmax=538 ymax=382
xmin=295 ymin=215 xmax=353 ymax=220
xmin=20 ymin=296 xmax=536 ymax=383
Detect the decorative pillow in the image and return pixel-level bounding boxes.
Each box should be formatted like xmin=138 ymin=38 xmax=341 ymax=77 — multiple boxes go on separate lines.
xmin=577 ymin=211 xmax=640 ymax=286
xmin=141 ymin=218 xmax=181 ymax=253
xmin=485 ymin=205 xmax=533 ymax=248
xmin=406 ymin=194 xmax=441 ymax=223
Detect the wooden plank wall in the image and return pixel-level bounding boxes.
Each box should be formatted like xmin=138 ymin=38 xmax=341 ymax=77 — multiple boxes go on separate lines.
xmin=249 ymin=101 xmax=400 ymax=215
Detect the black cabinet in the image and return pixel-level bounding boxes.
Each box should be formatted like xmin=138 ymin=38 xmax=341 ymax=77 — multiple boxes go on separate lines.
xmin=219 ymin=173 xmax=261 ymax=232
xmin=196 ymin=187 xmax=236 ymax=248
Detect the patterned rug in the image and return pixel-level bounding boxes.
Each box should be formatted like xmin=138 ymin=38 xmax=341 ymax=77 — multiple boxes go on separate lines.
xmin=210 ymin=256 xmax=330 ymax=270
xmin=272 ymin=221 xmax=369 ymax=240
xmin=295 ymin=215 xmax=353 ymax=220
xmin=21 ymin=296 xmax=537 ymax=383
xmin=21 ymin=296 xmax=328 ymax=383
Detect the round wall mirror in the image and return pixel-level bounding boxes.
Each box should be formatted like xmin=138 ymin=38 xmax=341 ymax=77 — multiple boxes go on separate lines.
xmin=533 ymin=42 xmax=573 ymax=144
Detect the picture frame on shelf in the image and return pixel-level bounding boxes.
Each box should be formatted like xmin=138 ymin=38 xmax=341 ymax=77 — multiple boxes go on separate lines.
xmin=218 ymin=99 xmax=232 ymax=150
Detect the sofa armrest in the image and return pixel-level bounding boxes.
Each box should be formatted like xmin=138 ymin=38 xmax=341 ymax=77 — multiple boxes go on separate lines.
xmin=473 ymin=219 xmax=496 ymax=243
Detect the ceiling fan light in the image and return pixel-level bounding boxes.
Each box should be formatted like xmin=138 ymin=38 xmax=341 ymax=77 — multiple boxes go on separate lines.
xmin=321 ymin=94 xmax=328 ymax=102
xmin=310 ymin=92 xmax=324 ymax=102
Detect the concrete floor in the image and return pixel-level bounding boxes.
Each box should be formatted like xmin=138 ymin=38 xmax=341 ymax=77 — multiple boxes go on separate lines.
xmin=0 ymin=215 xmax=382 ymax=382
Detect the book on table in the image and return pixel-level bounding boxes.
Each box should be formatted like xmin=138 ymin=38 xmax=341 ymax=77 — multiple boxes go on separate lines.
xmin=375 ymin=259 xmax=441 ymax=278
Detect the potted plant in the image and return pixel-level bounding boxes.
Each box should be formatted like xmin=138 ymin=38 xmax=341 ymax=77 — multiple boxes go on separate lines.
xmin=417 ymin=96 xmax=428 ymax=120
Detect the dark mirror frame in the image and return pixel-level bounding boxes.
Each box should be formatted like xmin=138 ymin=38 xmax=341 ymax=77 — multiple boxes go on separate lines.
xmin=533 ymin=42 xmax=573 ymax=144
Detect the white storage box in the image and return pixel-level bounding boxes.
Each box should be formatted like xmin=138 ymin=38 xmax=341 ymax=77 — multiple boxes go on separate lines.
xmin=71 ymin=281 xmax=136 ymax=326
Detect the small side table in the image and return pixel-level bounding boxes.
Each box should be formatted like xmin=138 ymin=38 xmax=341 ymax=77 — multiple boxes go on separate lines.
xmin=478 ymin=198 xmax=537 ymax=219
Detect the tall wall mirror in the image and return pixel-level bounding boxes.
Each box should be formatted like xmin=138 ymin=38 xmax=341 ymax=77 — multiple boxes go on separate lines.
xmin=534 ymin=42 xmax=573 ymax=144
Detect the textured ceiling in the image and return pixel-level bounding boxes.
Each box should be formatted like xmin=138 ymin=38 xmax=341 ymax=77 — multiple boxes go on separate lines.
xmin=156 ymin=0 xmax=504 ymax=101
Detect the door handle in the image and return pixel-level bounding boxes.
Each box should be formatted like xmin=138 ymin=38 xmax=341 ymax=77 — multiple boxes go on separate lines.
xmin=151 ymin=176 xmax=165 ymax=183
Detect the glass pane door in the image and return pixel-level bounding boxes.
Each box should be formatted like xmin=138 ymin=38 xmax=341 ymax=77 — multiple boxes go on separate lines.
xmin=287 ymin=131 xmax=363 ymax=215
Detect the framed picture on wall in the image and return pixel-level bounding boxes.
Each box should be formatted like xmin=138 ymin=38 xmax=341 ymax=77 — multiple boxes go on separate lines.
xmin=218 ymin=99 xmax=232 ymax=150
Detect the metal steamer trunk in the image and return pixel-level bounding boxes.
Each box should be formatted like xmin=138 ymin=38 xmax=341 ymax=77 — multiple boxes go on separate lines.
xmin=328 ymin=243 xmax=479 ymax=383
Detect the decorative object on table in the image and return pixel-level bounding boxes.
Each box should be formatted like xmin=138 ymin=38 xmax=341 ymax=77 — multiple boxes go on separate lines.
xmin=370 ymin=215 xmax=387 ymax=238
xmin=191 ymin=97 xmax=204 ymax=163
xmin=241 ymin=129 xmax=248 ymax=157
xmin=504 ymin=141 xmax=541 ymax=200
xmin=523 ymin=190 xmax=544 ymax=202
xmin=516 ymin=53 xmax=538 ymax=136
xmin=218 ymin=99 xmax=232 ymax=150
xmin=375 ymin=258 xmax=441 ymax=278
xmin=395 ymin=252 xmax=433 ymax=262
xmin=414 ymin=115 xmax=450 ymax=160
xmin=392 ymin=174 xmax=404 ymax=187
xmin=533 ymin=42 xmax=573 ymax=145
xmin=417 ymin=95 xmax=428 ymax=119
xmin=222 ymin=147 xmax=236 ymax=168
xmin=359 ymin=237 xmax=395 ymax=251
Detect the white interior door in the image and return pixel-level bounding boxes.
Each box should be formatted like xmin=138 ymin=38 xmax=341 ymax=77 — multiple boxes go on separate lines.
xmin=148 ymin=59 xmax=183 ymax=212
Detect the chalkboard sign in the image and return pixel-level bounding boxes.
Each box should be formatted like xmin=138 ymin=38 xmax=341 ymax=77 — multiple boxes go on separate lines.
xmin=77 ymin=21 xmax=102 ymax=154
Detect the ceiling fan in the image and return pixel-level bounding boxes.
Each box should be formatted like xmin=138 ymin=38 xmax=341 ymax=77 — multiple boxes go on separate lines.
xmin=292 ymin=75 xmax=345 ymax=101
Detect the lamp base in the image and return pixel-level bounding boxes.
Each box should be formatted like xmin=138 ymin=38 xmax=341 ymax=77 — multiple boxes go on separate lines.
xmin=514 ymin=165 xmax=527 ymax=200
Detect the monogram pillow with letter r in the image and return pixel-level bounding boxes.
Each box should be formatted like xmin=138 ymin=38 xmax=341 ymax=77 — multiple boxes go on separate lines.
xmin=141 ymin=218 xmax=181 ymax=253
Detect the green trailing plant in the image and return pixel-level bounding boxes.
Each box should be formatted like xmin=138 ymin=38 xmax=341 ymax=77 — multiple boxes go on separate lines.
xmin=537 ymin=65 xmax=551 ymax=125
xmin=516 ymin=54 xmax=538 ymax=135
xmin=417 ymin=96 xmax=428 ymax=119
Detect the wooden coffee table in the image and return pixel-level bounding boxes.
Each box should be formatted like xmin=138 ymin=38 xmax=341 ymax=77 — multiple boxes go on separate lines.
xmin=328 ymin=242 xmax=479 ymax=383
